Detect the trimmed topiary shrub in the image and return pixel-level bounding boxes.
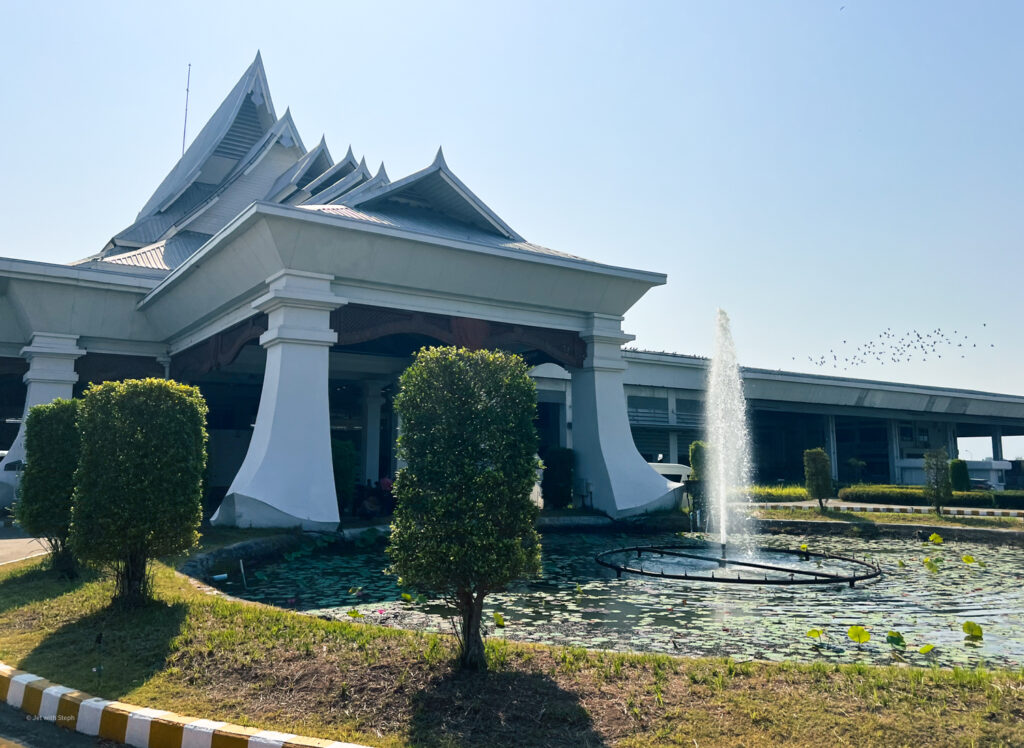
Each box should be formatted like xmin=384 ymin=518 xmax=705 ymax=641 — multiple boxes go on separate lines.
xmin=923 ymin=448 xmax=952 ymax=515
xmin=541 ymin=447 xmax=575 ymax=509
xmin=388 ymin=347 xmax=541 ymax=671
xmin=803 ymin=448 xmax=832 ymax=510
xmin=949 ymin=459 xmax=971 ymax=492
xmin=70 ymin=379 xmax=207 ymax=607
xmin=14 ymin=398 xmax=80 ymax=576
xmin=688 ymin=441 xmax=707 ymax=482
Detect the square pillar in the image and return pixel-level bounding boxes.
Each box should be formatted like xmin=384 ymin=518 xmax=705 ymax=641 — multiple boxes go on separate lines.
xmin=362 ymin=381 xmax=385 ymax=483
xmin=824 ymin=415 xmax=839 ymax=481
xmin=213 ymin=271 xmax=346 ymax=530
xmin=888 ymin=420 xmax=902 ymax=484
xmin=569 ymin=315 xmax=681 ymax=517
xmin=992 ymin=426 xmax=1004 ymax=462
xmin=0 ymin=334 xmax=84 ymax=506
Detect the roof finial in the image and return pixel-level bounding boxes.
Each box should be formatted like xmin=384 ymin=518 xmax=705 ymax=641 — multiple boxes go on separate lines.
xmin=433 ymin=146 xmax=447 ymax=168
xmin=343 ymin=145 xmax=355 ymax=164
xmin=376 ymin=162 xmax=388 ymax=180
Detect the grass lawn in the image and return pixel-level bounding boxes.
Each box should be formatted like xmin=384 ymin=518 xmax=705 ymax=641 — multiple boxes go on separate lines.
xmin=752 ymin=507 xmax=1024 ymax=531
xmin=0 ymin=531 xmax=1022 ymax=747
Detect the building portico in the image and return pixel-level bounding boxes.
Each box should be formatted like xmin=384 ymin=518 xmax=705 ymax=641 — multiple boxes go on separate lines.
xmin=2 ymin=54 xmax=1022 ymax=524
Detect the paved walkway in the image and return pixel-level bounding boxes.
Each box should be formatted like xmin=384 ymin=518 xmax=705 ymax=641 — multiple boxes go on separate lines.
xmin=0 ymin=527 xmax=47 ymax=567
xmin=750 ymin=499 xmax=1024 ymax=519
xmin=0 ymin=699 xmax=113 ymax=747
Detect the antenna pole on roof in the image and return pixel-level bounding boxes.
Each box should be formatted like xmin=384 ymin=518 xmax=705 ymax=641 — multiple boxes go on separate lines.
xmin=181 ymin=63 xmax=192 ymax=156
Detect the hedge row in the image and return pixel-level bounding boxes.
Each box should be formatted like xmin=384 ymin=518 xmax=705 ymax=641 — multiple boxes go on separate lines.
xmin=837 ymin=484 xmax=1024 ymax=510
xmin=748 ymin=485 xmax=809 ymax=502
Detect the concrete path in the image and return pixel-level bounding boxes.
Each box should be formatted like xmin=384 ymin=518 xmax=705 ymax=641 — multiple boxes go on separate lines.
xmin=0 ymin=527 xmax=47 ymax=567
xmin=750 ymin=499 xmax=1024 ymax=519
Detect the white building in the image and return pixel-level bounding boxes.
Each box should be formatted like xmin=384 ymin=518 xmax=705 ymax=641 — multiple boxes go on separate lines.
xmin=1 ymin=55 xmax=1022 ymax=524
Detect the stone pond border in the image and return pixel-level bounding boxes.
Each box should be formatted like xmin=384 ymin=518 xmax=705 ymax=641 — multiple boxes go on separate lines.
xmin=0 ymin=661 xmax=369 ymax=748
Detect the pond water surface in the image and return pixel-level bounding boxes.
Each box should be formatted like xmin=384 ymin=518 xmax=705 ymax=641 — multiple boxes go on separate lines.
xmin=212 ymin=530 xmax=1024 ymax=668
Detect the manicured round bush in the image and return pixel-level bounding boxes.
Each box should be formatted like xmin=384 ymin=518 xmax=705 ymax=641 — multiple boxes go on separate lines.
xmin=70 ymin=378 xmax=207 ymax=606
xmin=688 ymin=441 xmax=707 ymax=481
xmin=14 ymin=398 xmax=80 ymax=575
xmin=923 ymin=448 xmax=952 ymax=514
xmin=803 ymin=448 xmax=832 ymax=509
xmin=388 ymin=347 xmax=540 ymax=671
xmin=949 ymin=459 xmax=970 ymax=492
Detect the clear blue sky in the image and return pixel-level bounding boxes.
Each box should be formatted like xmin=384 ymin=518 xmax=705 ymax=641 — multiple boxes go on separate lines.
xmin=1 ymin=1 xmax=1021 ymax=450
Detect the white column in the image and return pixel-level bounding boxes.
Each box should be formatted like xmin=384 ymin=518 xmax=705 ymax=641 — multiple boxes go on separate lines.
xmin=824 ymin=415 xmax=839 ymax=480
xmin=361 ymin=382 xmax=385 ymax=483
xmin=569 ymin=315 xmax=681 ymax=517
xmin=213 ymin=271 xmax=345 ymax=530
xmin=0 ymin=334 xmax=84 ymax=506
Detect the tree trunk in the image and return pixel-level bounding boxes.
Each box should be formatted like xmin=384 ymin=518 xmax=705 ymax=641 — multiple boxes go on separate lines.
xmin=458 ymin=593 xmax=487 ymax=671
xmin=117 ymin=550 xmax=149 ymax=607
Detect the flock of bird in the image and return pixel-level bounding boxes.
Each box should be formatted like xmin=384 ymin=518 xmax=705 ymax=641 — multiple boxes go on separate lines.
xmin=796 ymin=324 xmax=996 ymax=372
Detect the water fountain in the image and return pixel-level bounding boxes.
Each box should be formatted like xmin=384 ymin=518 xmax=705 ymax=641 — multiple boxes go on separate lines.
xmin=595 ymin=309 xmax=881 ymax=587
xmin=706 ymin=308 xmax=752 ymax=554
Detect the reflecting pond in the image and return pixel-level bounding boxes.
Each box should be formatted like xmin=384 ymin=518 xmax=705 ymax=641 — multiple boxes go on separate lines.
xmin=211 ymin=530 xmax=1024 ymax=667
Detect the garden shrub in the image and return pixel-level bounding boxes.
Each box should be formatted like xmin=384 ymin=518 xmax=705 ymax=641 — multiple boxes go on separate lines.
xmin=803 ymin=448 xmax=832 ymax=510
xmin=836 ymin=485 xmax=993 ymax=508
xmin=688 ymin=441 xmax=707 ymax=481
xmin=923 ymin=448 xmax=952 ymax=514
xmin=541 ymin=447 xmax=575 ymax=509
xmin=14 ymin=398 xmax=80 ymax=576
xmin=949 ymin=459 xmax=971 ymax=492
xmin=331 ymin=439 xmax=359 ymax=515
xmin=70 ymin=378 xmax=207 ymax=607
xmin=990 ymin=490 xmax=1024 ymax=510
xmin=388 ymin=347 xmax=541 ymax=671
xmin=747 ymin=485 xmax=809 ymax=502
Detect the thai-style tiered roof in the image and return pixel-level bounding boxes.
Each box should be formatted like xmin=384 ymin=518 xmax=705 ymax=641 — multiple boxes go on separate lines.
xmin=81 ymin=53 xmax=567 ymax=273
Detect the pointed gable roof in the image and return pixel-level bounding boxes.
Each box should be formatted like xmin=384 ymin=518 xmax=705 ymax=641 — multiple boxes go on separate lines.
xmin=266 ymin=136 xmax=333 ymax=202
xmin=301 ymin=158 xmax=374 ymax=205
xmin=303 ymin=145 xmax=360 ymax=196
xmin=340 ymin=147 xmax=522 ymax=241
xmin=135 ymin=52 xmax=277 ymax=220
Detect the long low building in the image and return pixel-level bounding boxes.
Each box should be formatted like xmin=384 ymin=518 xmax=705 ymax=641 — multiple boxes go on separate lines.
xmin=2 ymin=55 xmax=1022 ymax=524
xmin=621 ymin=351 xmax=1024 ymax=487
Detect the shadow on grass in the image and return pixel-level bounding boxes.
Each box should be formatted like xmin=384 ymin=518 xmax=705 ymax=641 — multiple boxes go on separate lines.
xmin=819 ymin=509 xmax=875 ymax=524
xmin=409 ymin=669 xmax=607 ymax=747
xmin=19 ymin=599 xmax=188 ymax=700
xmin=0 ymin=562 xmax=97 ymax=616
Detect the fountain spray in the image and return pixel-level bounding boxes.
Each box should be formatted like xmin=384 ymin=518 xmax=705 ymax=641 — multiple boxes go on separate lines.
xmin=705 ymin=309 xmax=752 ymax=551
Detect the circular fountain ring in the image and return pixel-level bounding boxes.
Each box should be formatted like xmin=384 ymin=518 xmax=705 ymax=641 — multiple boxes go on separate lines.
xmin=595 ymin=544 xmax=882 ymax=587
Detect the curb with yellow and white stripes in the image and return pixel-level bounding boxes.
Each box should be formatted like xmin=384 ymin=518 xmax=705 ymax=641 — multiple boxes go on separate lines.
xmin=0 ymin=661 xmax=368 ymax=748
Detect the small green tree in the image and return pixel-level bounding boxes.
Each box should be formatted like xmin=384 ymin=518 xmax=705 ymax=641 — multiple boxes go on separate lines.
xmin=540 ymin=447 xmax=574 ymax=509
xmin=804 ymin=448 xmax=832 ymax=511
xmin=949 ymin=458 xmax=970 ymax=492
xmin=923 ymin=448 xmax=952 ymax=516
xmin=14 ymin=398 xmax=80 ymax=576
xmin=688 ymin=440 xmax=708 ymax=481
xmin=388 ymin=347 xmax=541 ymax=671
xmin=70 ymin=379 xmax=207 ymax=606
xmin=846 ymin=457 xmax=867 ymax=484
